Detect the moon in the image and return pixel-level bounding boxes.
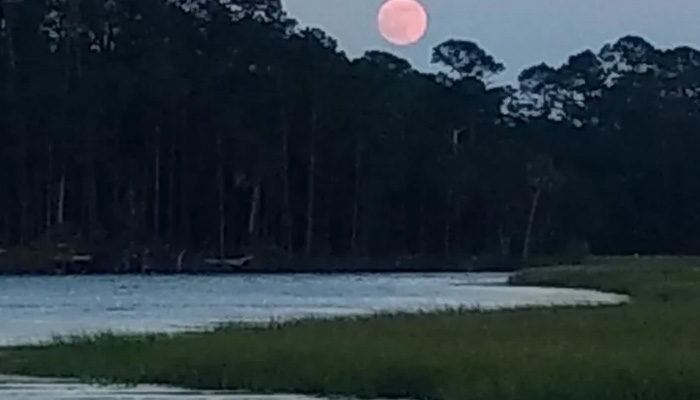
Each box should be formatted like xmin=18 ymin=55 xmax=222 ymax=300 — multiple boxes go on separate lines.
xmin=377 ymin=0 xmax=428 ymax=46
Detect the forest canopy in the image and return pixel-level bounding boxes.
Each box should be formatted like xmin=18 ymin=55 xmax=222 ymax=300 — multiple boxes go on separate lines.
xmin=1 ymin=0 xmax=700 ymax=271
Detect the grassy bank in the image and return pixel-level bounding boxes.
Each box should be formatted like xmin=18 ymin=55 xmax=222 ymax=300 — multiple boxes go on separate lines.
xmin=2 ymin=258 xmax=700 ymax=399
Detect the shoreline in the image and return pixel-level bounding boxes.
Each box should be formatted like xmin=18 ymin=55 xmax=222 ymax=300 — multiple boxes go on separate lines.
xmin=0 ymin=253 xmax=583 ymax=276
xmin=0 ymin=268 xmax=505 ymax=277
xmin=10 ymin=261 xmax=691 ymax=400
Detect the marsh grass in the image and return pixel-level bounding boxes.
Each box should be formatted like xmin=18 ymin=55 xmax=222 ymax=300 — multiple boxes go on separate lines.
xmin=2 ymin=257 xmax=700 ymax=399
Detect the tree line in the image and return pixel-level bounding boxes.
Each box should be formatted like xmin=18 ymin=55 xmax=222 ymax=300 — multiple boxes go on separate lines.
xmin=1 ymin=0 xmax=700 ymax=272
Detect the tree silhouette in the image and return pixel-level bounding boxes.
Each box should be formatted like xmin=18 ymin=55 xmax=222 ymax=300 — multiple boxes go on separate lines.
xmin=1 ymin=0 xmax=700 ymax=273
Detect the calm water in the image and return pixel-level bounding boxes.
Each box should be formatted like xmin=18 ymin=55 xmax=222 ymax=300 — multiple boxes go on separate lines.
xmin=0 ymin=273 xmax=628 ymax=399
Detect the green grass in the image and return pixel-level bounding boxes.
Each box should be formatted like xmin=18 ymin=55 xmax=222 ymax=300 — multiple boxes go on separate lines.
xmin=3 ymin=257 xmax=700 ymax=399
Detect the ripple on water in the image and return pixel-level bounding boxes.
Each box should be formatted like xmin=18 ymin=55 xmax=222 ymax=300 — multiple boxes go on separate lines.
xmin=0 ymin=375 xmax=340 ymax=400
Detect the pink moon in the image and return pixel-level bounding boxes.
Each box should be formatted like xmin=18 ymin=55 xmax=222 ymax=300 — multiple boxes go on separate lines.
xmin=377 ymin=0 xmax=428 ymax=46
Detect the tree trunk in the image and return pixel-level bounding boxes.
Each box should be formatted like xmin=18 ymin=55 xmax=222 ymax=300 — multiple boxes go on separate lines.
xmin=469 ymin=119 xmax=476 ymax=145
xmin=167 ymin=141 xmax=176 ymax=243
xmin=522 ymin=188 xmax=542 ymax=262
xmin=67 ymin=0 xmax=84 ymax=79
xmin=33 ymin=171 xmax=42 ymax=240
xmin=153 ymin=124 xmax=161 ymax=237
xmin=350 ymin=139 xmax=362 ymax=253
xmin=247 ymin=178 xmax=261 ymax=242
xmin=179 ymin=142 xmax=190 ymax=245
xmin=259 ymin=188 xmax=270 ymax=246
xmin=304 ymin=150 xmax=316 ymax=255
xmin=2 ymin=0 xmax=27 ymax=245
xmin=112 ymin=167 xmax=120 ymax=232
xmin=86 ymin=128 xmax=97 ymax=243
xmin=57 ymin=169 xmax=66 ymax=226
xmin=1 ymin=0 xmax=17 ymax=92
xmin=443 ymin=188 xmax=453 ymax=256
xmin=177 ymin=249 xmax=186 ymax=273
xmin=140 ymin=164 xmax=148 ymax=239
xmin=19 ymin=131 xmax=28 ymax=245
xmin=2 ymin=212 xmax=9 ymax=247
xmin=304 ymin=108 xmax=318 ymax=255
xmin=418 ymin=186 xmax=427 ymax=254
xmin=216 ymin=131 xmax=225 ymax=265
xmin=65 ymin=0 xmax=85 ymax=240
xmin=279 ymin=103 xmax=293 ymax=253
xmin=403 ymin=184 xmax=411 ymax=253
xmin=442 ymin=134 xmax=459 ymax=257
xmin=322 ymin=175 xmax=332 ymax=254
xmin=127 ymin=185 xmax=137 ymax=239
xmin=46 ymin=143 xmax=54 ymax=231
xmin=498 ymin=224 xmax=510 ymax=256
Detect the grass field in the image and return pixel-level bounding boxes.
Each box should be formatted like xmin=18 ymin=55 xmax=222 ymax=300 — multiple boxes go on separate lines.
xmin=2 ymin=257 xmax=700 ymax=400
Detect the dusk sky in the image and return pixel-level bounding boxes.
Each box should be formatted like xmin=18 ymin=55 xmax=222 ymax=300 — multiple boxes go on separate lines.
xmin=282 ymin=0 xmax=700 ymax=83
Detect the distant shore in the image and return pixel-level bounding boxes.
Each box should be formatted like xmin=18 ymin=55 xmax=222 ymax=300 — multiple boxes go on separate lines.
xmin=0 ymin=249 xmax=582 ymax=276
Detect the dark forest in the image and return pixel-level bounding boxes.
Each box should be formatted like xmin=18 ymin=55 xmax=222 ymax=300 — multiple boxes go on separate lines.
xmin=1 ymin=0 xmax=699 ymax=273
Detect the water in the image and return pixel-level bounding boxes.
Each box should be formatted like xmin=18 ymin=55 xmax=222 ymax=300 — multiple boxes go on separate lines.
xmin=0 ymin=374 xmax=328 ymax=399
xmin=0 ymin=273 xmax=628 ymax=399
xmin=0 ymin=374 xmax=340 ymax=399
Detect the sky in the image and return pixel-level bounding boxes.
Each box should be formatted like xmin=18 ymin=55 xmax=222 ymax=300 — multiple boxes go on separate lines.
xmin=282 ymin=0 xmax=700 ymax=83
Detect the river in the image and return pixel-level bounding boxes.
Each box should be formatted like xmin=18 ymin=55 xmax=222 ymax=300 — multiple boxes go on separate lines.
xmin=0 ymin=273 xmax=627 ymax=399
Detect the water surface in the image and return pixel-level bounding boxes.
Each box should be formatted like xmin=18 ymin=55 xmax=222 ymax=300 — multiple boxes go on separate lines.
xmin=0 ymin=273 xmax=626 ymax=345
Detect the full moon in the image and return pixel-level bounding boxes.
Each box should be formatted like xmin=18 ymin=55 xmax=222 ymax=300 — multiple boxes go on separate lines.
xmin=377 ymin=0 xmax=428 ymax=46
